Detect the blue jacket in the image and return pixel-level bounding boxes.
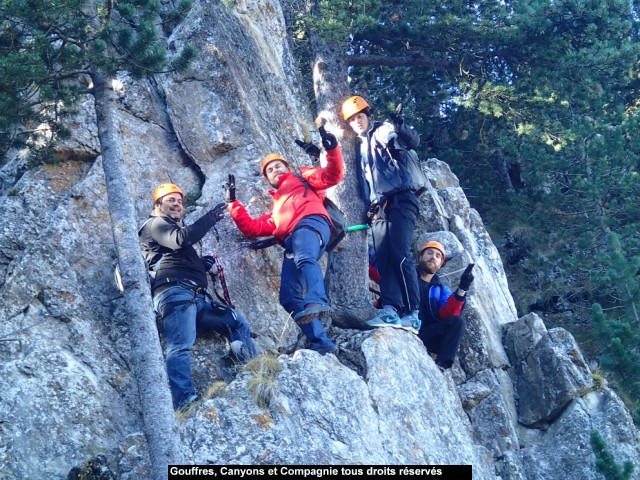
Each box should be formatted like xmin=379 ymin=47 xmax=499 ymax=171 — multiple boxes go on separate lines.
xmin=418 ymin=273 xmax=465 ymax=326
xmin=356 ymin=119 xmax=422 ymax=207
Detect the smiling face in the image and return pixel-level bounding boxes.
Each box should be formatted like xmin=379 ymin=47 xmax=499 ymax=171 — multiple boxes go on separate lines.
xmin=157 ymin=192 xmax=184 ymax=221
xmin=419 ymin=247 xmax=444 ymax=275
xmin=264 ymin=160 xmax=290 ymax=187
xmin=347 ymin=111 xmax=370 ymax=135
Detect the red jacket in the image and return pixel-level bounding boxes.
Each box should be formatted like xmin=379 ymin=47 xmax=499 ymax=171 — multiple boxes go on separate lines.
xmin=228 ymin=147 xmax=344 ymax=240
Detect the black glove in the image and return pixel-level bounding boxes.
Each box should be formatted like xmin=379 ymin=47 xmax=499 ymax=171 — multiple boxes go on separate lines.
xmin=366 ymin=203 xmax=379 ymax=224
xmin=209 ymin=202 xmax=226 ymax=222
xmin=458 ymin=263 xmax=475 ymax=291
xmin=295 ymin=139 xmax=321 ymax=161
xmin=202 ymin=255 xmax=216 ymax=272
xmin=390 ymin=103 xmax=404 ymax=130
xmin=248 ymin=236 xmax=282 ymax=250
xmin=223 ymin=174 xmax=236 ymax=203
xmin=318 ymin=125 xmax=338 ymax=150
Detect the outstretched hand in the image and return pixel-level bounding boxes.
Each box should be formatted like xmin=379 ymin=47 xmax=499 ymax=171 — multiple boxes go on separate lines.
xmin=295 ymin=139 xmax=321 ymax=161
xmin=318 ymin=126 xmax=338 ymax=150
xmin=209 ymin=202 xmax=226 ymax=222
xmin=202 ymin=255 xmax=216 ymax=272
xmin=390 ymin=103 xmax=404 ymax=130
xmin=458 ymin=263 xmax=475 ymax=291
xmin=223 ymin=174 xmax=236 ymax=203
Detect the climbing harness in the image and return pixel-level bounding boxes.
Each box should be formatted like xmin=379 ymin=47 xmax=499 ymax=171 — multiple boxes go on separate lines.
xmin=208 ymin=255 xmax=234 ymax=308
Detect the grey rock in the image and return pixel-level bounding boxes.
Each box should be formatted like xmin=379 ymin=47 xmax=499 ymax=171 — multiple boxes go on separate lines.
xmin=0 ymin=0 xmax=638 ymax=478
xmin=180 ymin=336 xmax=495 ymax=476
xmin=507 ymin=316 xmax=594 ymax=427
xmin=461 ymin=370 xmax=519 ymax=458
xmin=518 ymin=391 xmax=640 ymax=480
xmin=504 ymin=312 xmax=548 ymax=362
xmin=495 ymin=450 xmax=527 ymax=480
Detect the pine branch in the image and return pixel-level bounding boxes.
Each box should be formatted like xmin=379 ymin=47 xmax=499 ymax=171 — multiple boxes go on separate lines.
xmin=43 ymin=69 xmax=92 ymax=82
xmin=624 ymin=284 xmax=640 ymax=325
xmin=346 ymin=54 xmax=459 ymax=69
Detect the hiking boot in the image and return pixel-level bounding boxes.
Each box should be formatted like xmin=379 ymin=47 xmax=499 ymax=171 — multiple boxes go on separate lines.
xmin=399 ymin=310 xmax=421 ymax=334
xmin=315 ymin=343 xmax=338 ymax=355
xmin=436 ymin=359 xmax=452 ymax=371
xmin=436 ymin=364 xmax=447 ymax=373
xmin=229 ymin=340 xmax=251 ymax=364
xmin=293 ymin=303 xmax=332 ymax=325
xmin=176 ymin=393 xmax=199 ymax=412
xmin=365 ymin=305 xmax=401 ymax=329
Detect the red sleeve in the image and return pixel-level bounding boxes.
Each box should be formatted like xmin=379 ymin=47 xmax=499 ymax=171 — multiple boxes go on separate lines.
xmin=368 ymin=264 xmax=381 ymax=285
xmin=438 ymin=293 xmax=465 ymax=319
xmin=227 ymin=200 xmax=276 ymax=238
xmin=301 ymin=146 xmax=344 ymax=190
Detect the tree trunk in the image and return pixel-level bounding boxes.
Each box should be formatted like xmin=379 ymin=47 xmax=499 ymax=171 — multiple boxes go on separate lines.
xmin=92 ymin=70 xmax=184 ymax=479
xmin=309 ymin=39 xmax=377 ymax=328
xmin=495 ymin=149 xmax=515 ymax=193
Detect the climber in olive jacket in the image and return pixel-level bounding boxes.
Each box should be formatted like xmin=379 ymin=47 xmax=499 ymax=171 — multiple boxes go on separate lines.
xmin=139 ymin=183 xmax=256 ymax=410
xmin=140 ymin=200 xmax=220 ymax=297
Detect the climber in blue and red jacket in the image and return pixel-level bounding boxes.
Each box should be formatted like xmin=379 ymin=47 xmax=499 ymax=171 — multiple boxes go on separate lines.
xmin=417 ymin=241 xmax=475 ymax=371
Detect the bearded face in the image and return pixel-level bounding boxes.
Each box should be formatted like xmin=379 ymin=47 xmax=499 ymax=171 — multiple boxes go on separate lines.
xmin=419 ymin=248 xmax=444 ymax=275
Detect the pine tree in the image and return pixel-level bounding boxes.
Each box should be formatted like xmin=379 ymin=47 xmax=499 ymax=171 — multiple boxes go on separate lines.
xmin=590 ymin=430 xmax=635 ymax=480
xmin=439 ymin=1 xmax=640 ymax=318
xmin=293 ymin=0 xmax=640 ymax=327
xmin=1 ymin=1 xmax=195 ymax=477
xmin=294 ymin=0 xmax=377 ymax=327
xmin=592 ymin=232 xmax=640 ymax=421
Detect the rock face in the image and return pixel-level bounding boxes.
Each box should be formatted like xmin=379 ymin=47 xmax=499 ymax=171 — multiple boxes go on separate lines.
xmin=0 ymin=0 xmax=639 ymax=479
xmin=505 ymin=313 xmax=595 ymax=428
xmin=181 ymin=333 xmax=493 ymax=476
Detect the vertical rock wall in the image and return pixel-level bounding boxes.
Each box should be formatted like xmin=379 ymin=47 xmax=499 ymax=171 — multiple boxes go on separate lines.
xmin=0 ymin=0 xmax=638 ymax=478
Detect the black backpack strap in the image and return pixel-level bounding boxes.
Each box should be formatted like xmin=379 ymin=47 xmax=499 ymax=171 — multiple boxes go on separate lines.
xmin=295 ymin=172 xmax=314 ymax=198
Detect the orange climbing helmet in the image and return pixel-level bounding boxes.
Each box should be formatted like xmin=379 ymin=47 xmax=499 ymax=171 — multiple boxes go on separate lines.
xmin=261 ymin=153 xmax=290 ymax=176
xmin=152 ymin=183 xmax=184 ymax=203
xmin=419 ymin=240 xmax=446 ymax=264
xmin=342 ymin=95 xmax=371 ymax=121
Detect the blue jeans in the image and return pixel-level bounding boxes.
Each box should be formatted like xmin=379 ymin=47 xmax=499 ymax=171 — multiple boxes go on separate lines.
xmin=154 ymin=285 xmax=256 ymax=408
xmin=280 ymin=215 xmax=334 ymax=351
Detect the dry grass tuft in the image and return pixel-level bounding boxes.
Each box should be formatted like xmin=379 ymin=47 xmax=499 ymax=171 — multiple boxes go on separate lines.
xmin=204 ymin=380 xmax=228 ymax=400
xmin=244 ymin=354 xmax=282 ymax=408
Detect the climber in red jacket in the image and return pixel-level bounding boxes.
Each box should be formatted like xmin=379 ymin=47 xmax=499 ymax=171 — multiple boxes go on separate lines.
xmin=225 ymin=127 xmax=344 ymax=355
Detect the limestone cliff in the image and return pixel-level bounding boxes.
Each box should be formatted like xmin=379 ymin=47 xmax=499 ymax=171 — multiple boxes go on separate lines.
xmin=0 ymin=1 xmax=638 ymax=479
